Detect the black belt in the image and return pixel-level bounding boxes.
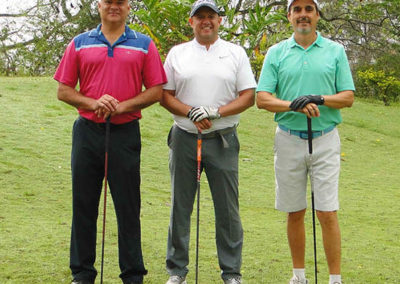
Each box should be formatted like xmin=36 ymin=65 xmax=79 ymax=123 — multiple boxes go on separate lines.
xmin=79 ymin=116 xmax=138 ymax=130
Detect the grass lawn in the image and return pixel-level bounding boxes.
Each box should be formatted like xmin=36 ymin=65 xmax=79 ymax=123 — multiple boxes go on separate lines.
xmin=0 ymin=77 xmax=399 ymax=283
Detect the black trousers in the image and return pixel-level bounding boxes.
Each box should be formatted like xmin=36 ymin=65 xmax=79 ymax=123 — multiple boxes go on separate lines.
xmin=70 ymin=116 xmax=147 ymax=283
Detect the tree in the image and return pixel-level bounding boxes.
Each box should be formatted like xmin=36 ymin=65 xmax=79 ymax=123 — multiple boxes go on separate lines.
xmin=0 ymin=0 xmax=102 ymax=75
xmin=0 ymin=0 xmax=291 ymax=76
xmin=1 ymin=0 xmax=399 ymax=97
xmin=129 ymin=0 xmax=193 ymax=60
xmin=317 ymin=0 xmax=400 ymax=104
xmin=319 ymin=0 xmax=400 ymax=64
xmin=130 ymin=0 xmax=289 ymax=77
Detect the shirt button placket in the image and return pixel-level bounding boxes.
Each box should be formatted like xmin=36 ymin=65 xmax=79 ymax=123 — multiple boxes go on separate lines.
xmin=303 ymin=51 xmax=309 ymax=70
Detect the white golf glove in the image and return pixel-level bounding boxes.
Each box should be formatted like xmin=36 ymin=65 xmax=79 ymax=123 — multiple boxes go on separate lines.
xmin=187 ymin=106 xmax=220 ymax=122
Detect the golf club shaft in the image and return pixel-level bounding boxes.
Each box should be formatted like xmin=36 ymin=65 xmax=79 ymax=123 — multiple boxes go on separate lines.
xmin=100 ymin=116 xmax=111 ymax=284
xmin=307 ymin=117 xmax=318 ymax=284
xmin=195 ymin=132 xmax=202 ymax=284
xmin=311 ymin=191 xmax=317 ymax=284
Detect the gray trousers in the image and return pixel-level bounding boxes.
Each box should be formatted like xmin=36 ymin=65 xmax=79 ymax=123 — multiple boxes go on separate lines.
xmin=166 ymin=125 xmax=243 ymax=280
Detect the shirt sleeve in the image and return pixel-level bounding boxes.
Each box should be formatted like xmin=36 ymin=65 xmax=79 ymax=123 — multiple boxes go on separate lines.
xmin=256 ymin=48 xmax=278 ymax=94
xmin=162 ymin=48 xmax=176 ymax=91
xmin=335 ymin=46 xmax=355 ymax=92
xmin=236 ymin=47 xmax=257 ymax=92
xmin=53 ymin=40 xmax=79 ymax=88
xmin=142 ymin=40 xmax=167 ymax=89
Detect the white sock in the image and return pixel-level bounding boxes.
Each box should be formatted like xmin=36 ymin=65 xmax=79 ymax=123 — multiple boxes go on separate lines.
xmin=330 ymin=274 xmax=341 ymax=283
xmin=293 ymin=268 xmax=306 ymax=280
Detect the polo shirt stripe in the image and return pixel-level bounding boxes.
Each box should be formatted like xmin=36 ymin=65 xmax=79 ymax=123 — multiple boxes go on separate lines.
xmin=116 ymin=45 xmax=148 ymax=54
xmin=75 ymin=44 xmax=107 ymax=52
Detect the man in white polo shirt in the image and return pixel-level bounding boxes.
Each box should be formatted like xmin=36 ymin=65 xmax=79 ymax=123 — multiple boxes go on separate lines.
xmin=161 ymin=0 xmax=256 ymax=283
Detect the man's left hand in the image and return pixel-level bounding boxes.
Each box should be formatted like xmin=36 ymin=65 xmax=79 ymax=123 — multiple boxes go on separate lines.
xmin=187 ymin=106 xmax=220 ymax=122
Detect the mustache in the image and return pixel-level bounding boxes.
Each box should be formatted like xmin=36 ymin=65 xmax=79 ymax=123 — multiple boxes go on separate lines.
xmin=297 ymin=17 xmax=311 ymax=23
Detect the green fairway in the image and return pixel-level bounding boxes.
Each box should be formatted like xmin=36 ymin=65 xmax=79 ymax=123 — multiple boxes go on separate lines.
xmin=0 ymin=77 xmax=399 ymax=283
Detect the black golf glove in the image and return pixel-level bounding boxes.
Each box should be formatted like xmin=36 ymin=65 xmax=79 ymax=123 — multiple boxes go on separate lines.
xmin=289 ymin=95 xmax=324 ymax=111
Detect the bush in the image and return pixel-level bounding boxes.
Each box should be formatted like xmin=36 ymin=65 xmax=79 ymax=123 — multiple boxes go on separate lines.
xmin=355 ymin=66 xmax=400 ymax=106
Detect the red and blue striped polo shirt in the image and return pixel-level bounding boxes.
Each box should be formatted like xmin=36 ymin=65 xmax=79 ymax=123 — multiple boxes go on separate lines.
xmin=54 ymin=24 xmax=167 ymax=124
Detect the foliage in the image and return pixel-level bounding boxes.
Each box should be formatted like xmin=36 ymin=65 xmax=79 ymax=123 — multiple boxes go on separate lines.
xmin=1 ymin=77 xmax=400 ymax=283
xmin=319 ymin=0 xmax=400 ymax=106
xmin=0 ymin=0 xmax=100 ymax=76
xmin=0 ymin=0 xmax=297 ymax=77
xmin=131 ymin=0 xmax=289 ymax=77
xmin=356 ymin=67 xmax=400 ymax=106
xmin=320 ymin=0 xmax=400 ymax=64
xmin=1 ymin=0 xmax=400 ymax=103
xmin=219 ymin=1 xmax=289 ymax=79
xmin=130 ymin=0 xmax=193 ymax=60
xmin=354 ymin=47 xmax=400 ymax=106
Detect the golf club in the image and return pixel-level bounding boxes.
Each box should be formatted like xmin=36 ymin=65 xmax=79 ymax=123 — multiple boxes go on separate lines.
xmin=307 ymin=117 xmax=318 ymax=284
xmin=100 ymin=116 xmax=111 ymax=284
xmin=195 ymin=132 xmax=202 ymax=284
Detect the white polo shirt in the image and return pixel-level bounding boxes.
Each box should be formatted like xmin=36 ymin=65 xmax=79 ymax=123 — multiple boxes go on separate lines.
xmin=163 ymin=38 xmax=257 ymax=134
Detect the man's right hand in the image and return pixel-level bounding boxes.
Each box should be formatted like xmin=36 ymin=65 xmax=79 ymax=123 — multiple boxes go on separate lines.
xmin=95 ymin=94 xmax=119 ymax=112
xmin=194 ymin=119 xmax=212 ymax=132
xmin=94 ymin=94 xmax=119 ymax=119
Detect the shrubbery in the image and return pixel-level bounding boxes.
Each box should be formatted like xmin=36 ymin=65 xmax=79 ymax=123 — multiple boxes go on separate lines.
xmin=354 ymin=53 xmax=400 ymax=106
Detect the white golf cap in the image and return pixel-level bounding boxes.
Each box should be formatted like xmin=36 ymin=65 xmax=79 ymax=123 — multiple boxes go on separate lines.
xmin=190 ymin=0 xmax=220 ymax=17
xmin=287 ymin=0 xmax=320 ymax=12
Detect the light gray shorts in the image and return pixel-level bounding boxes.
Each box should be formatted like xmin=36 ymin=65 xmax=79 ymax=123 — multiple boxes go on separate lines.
xmin=274 ymin=127 xmax=341 ymax=212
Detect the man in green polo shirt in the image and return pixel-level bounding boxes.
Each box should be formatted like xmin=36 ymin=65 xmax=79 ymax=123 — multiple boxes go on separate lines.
xmin=256 ymin=0 xmax=354 ymax=283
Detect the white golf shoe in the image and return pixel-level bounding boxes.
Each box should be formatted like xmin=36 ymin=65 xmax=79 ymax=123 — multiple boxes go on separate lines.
xmin=166 ymin=275 xmax=187 ymax=284
xmin=289 ymin=276 xmax=309 ymax=284
xmin=224 ymin=276 xmax=242 ymax=284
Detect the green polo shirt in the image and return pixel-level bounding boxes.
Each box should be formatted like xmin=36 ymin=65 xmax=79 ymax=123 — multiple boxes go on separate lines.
xmin=256 ymin=32 xmax=355 ymax=131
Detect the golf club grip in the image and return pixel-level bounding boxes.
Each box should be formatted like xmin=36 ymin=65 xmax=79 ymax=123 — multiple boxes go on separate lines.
xmin=197 ymin=134 xmax=202 ymax=179
xmin=307 ymin=117 xmax=312 ymax=154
